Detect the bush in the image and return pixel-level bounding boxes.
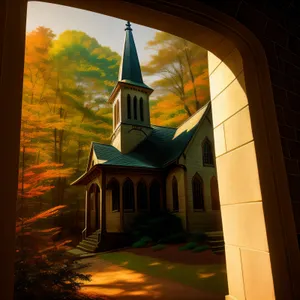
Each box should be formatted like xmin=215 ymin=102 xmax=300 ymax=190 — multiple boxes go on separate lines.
xmin=131 ymin=211 xmax=185 ymax=244
xmin=132 ymin=240 xmax=148 ymax=248
xmin=192 ymin=245 xmax=210 ymax=253
xmin=14 ymin=206 xmax=97 ymax=300
xmin=152 ymin=244 xmax=166 ymax=251
xmin=179 ymin=242 xmax=198 ymax=251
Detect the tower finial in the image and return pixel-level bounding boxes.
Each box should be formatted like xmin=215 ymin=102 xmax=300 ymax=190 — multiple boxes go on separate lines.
xmin=125 ymin=21 xmax=132 ymax=31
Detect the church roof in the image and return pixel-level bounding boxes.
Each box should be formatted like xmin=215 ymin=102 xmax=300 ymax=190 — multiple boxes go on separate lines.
xmin=71 ymin=102 xmax=210 ymax=185
xmin=118 ymin=21 xmax=152 ymax=90
xmin=93 ymin=102 xmax=211 ymax=169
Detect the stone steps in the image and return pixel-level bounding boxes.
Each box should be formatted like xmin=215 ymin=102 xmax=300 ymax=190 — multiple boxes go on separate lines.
xmin=76 ymin=231 xmax=100 ymax=253
xmin=205 ymin=231 xmax=225 ymax=254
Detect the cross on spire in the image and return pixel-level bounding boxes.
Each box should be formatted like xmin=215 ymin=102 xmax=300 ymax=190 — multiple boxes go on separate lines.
xmin=125 ymin=21 xmax=132 ymax=31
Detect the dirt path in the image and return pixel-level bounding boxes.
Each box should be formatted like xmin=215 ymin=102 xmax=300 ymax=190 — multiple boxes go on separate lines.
xmin=79 ymin=256 xmax=224 ymax=300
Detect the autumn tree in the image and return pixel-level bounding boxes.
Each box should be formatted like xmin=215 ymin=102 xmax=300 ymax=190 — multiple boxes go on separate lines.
xmin=142 ymin=32 xmax=210 ymax=126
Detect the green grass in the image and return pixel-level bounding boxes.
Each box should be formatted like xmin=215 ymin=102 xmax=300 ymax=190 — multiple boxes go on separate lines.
xmin=98 ymin=251 xmax=228 ymax=295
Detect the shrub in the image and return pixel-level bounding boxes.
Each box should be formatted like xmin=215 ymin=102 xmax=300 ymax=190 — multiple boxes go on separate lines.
xmin=152 ymin=244 xmax=166 ymax=251
xmin=179 ymin=242 xmax=198 ymax=251
xmin=14 ymin=206 xmax=98 ymax=300
xmin=192 ymin=245 xmax=210 ymax=253
xmin=132 ymin=240 xmax=148 ymax=248
xmin=131 ymin=211 xmax=185 ymax=244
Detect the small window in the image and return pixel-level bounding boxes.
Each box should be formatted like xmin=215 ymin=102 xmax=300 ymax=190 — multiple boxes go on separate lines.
xmin=137 ymin=180 xmax=148 ymax=211
xmin=172 ymin=176 xmax=179 ymax=212
xmin=133 ymin=96 xmax=138 ymax=120
xmin=123 ymin=178 xmax=135 ymax=211
xmin=127 ymin=94 xmax=131 ymax=119
xmin=192 ymin=174 xmax=204 ymax=210
xmin=202 ymin=138 xmax=214 ymax=166
xmin=139 ymin=97 xmax=144 ymax=122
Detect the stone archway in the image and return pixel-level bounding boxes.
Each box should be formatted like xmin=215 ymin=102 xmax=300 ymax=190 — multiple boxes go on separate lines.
xmin=87 ymin=183 xmax=100 ymax=235
xmin=2 ymin=0 xmax=300 ymax=299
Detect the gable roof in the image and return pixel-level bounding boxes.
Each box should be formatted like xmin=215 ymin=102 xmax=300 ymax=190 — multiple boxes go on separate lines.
xmin=71 ymin=102 xmax=211 ymax=186
xmin=93 ymin=102 xmax=211 ymax=169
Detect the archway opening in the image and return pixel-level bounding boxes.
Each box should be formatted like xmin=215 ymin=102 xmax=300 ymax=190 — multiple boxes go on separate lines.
xmin=10 ymin=1 xmax=300 ymax=300
xmin=87 ymin=183 xmax=100 ymax=235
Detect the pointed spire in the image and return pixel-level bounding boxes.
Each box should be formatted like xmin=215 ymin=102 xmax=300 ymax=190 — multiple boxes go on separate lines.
xmin=125 ymin=21 xmax=132 ymax=31
xmin=118 ymin=21 xmax=144 ymax=84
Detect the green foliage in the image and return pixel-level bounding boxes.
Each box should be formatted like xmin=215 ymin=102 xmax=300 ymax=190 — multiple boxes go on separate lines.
xmin=132 ymin=240 xmax=148 ymax=248
xmin=192 ymin=245 xmax=210 ymax=253
xmin=14 ymin=206 xmax=97 ymax=300
xmin=152 ymin=244 xmax=166 ymax=251
xmin=131 ymin=211 xmax=185 ymax=244
xmin=179 ymin=242 xmax=198 ymax=251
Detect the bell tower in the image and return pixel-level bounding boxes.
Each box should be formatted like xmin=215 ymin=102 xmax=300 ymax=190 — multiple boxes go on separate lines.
xmin=108 ymin=21 xmax=153 ymax=154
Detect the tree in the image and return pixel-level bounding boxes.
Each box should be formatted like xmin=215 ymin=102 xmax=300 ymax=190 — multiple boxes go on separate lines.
xmin=142 ymin=31 xmax=210 ymax=126
xmin=14 ymin=205 xmax=99 ymax=300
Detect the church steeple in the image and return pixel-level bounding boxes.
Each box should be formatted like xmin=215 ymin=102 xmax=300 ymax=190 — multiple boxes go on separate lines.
xmin=118 ymin=21 xmax=144 ymax=85
xmin=116 ymin=21 xmax=152 ymax=90
xmin=109 ymin=21 xmax=154 ymax=154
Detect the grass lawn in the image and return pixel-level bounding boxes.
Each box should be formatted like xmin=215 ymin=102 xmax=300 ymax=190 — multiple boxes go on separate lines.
xmin=98 ymin=251 xmax=228 ymax=296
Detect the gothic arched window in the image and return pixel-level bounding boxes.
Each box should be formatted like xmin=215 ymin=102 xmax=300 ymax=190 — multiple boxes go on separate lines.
xmin=139 ymin=97 xmax=144 ymax=122
xmin=127 ymin=94 xmax=131 ymax=119
xmin=202 ymin=138 xmax=214 ymax=167
xmin=123 ymin=178 xmax=135 ymax=211
xmin=108 ymin=178 xmax=120 ymax=212
xmin=137 ymin=180 xmax=148 ymax=211
xmin=133 ymin=96 xmax=138 ymax=120
xmin=172 ymin=176 xmax=179 ymax=212
xmin=192 ymin=173 xmax=204 ymax=210
xmin=149 ymin=180 xmax=161 ymax=213
xmin=115 ymin=100 xmax=120 ymax=126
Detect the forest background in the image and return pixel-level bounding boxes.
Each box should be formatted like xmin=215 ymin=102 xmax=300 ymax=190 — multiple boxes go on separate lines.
xmin=19 ymin=24 xmax=211 ymax=244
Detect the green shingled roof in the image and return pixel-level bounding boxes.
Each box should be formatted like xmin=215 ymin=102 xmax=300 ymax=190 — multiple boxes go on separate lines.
xmin=92 ymin=102 xmax=211 ymax=169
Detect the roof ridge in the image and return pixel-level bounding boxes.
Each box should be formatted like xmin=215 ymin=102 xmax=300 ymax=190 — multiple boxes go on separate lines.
xmin=176 ymin=101 xmax=211 ymax=130
xmin=92 ymin=141 xmax=114 ymax=147
xmin=152 ymin=124 xmax=177 ymax=129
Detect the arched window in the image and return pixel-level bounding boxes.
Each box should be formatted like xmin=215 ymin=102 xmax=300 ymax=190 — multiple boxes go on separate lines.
xmin=123 ymin=178 xmax=135 ymax=211
xmin=108 ymin=179 xmax=120 ymax=212
xmin=139 ymin=97 xmax=144 ymax=122
xmin=149 ymin=180 xmax=161 ymax=213
xmin=211 ymin=176 xmax=220 ymax=210
xmin=133 ymin=96 xmax=138 ymax=120
xmin=202 ymin=138 xmax=214 ymax=166
xmin=137 ymin=180 xmax=148 ymax=211
xmin=116 ymin=100 xmax=120 ymax=125
xmin=114 ymin=100 xmax=120 ymax=127
xmin=127 ymin=94 xmax=131 ymax=119
xmin=172 ymin=176 xmax=179 ymax=212
xmin=192 ymin=174 xmax=204 ymax=210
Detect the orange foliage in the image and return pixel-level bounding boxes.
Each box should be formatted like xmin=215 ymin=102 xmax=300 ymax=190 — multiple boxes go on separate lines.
xmin=16 ymin=205 xmax=66 ymax=233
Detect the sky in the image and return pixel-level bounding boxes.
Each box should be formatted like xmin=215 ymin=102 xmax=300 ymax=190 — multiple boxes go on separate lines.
xmin=26 ymin=2 xmax=160 ymax=86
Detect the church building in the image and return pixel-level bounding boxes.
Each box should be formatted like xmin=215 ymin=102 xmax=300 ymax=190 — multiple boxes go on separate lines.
xmin=71 ymin=21 xmax=222 ymax=252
